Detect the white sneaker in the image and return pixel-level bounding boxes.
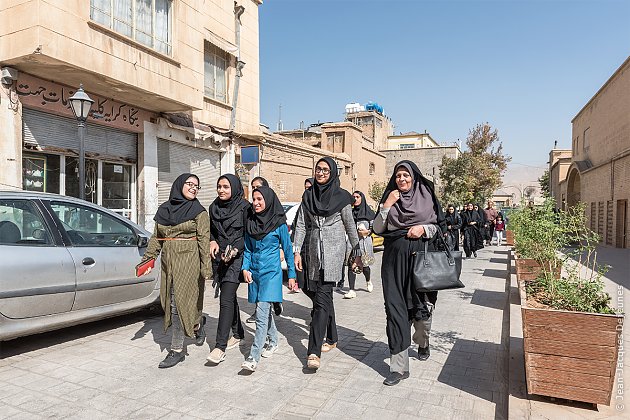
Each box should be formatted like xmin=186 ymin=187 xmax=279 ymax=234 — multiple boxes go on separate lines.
xmin=241 ymin=358 xmax=257 ymax=372
xmin=226 ymin=336 xmax=241 ymax=350
xmin=366 ymin=281 xmax=374 ymax=293
xmin=207 ymin=348 xmax=225 ymax=364
xmin=261 ymin=345 xmax=278 ymax=358
xmin=343 ymin=290 xmax=357 ymax=299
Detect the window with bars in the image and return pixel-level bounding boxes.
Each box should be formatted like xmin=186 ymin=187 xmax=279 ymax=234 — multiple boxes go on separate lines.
xmin=326 ymin=132 xmax=345 ymax=153
xmin=369 ymin=162 xmax=375 ymax=175
xmin=606 ymin=201 xmax=613 ymax=245
xmin=90 ymin=0 xmax=172 ymax=55
xmin=204 ymin=43 xmax=229 ymax=103
xmin=597 ymin=201 xmax=604 ymax=239
xmin=590 ymin=202 xmax=596 ymax=231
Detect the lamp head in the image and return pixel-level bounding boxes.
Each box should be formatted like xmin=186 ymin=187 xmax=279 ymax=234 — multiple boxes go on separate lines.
xmin=69 ymin=84 xmax=94 ymax=121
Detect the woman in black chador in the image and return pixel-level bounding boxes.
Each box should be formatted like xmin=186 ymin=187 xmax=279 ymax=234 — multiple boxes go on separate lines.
xmin=373 ymin=160 xmax=446 ymax=386
xmin=462 ymin=203 xmax=484 ymax=258
xmin=444 ymin=205 xmax=462 ymax=251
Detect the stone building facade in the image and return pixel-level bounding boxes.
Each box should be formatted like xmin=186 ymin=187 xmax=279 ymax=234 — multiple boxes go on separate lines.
xmin=555 ymin=56 xmax=630 ymax=248
xmin=548 ymin=149 xmax=572 ymax=210
xmin=381 ymin=145 xmax=461 ymax=185
xmin=0 ymin=0 xmax=262 ymax=230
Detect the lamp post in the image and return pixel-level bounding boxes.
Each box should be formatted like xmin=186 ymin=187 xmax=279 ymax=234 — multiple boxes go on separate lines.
xmin=68 ymin=84 xmax=94 ymax=201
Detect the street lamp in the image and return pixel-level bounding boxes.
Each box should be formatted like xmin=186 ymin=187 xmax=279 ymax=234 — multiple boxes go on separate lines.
xmin=68 ymin=84 xmax=94 ymax=201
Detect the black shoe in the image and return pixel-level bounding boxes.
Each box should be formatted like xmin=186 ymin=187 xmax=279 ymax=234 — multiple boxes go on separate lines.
xmin=246 ymin=312 xmax=256 ymax=324
xmin=417 ymin=346 xmax=430 ymax=361
xmin=273 ymin=302 xmax=283 ymax=316
xmin=194 ymin=315 xmax=207 ymax=346
xmin=158 ymin=350 xmax=185 ymax=368
xmin=473 ymin=252 xmax=477 ymax=258
xmin=383 ymin=371 xmax=409 ymax=386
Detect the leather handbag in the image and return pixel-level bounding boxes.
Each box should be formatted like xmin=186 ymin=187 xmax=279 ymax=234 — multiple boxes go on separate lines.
xmin=411 ymin=235 xmax=464 ymax=292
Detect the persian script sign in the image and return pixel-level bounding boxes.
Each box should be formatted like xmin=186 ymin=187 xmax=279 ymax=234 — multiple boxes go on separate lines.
xmin=17 ymin=74 xmax=156 ymax=133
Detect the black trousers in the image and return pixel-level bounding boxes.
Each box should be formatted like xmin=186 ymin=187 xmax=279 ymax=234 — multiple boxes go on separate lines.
xmin=214 ymin=281 xmax=244 ymax=351
xmin=304 ymin=273 xmax=337 ymax=357
xmin=347 ymin=266 xmax=371 ymax=290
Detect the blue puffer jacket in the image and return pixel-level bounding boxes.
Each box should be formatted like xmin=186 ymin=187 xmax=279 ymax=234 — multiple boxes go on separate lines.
xmin=242 ymin=224 xmax=296 ymax=303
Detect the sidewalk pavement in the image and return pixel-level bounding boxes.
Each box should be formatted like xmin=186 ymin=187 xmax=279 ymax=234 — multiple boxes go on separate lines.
xmin=508 ymin=245 xmax=630 ymax=420
xmin=1 ymin=246 xmax=512 ymax=419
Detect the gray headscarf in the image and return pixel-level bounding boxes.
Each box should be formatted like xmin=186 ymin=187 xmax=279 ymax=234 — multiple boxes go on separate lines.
xmin=387 ymin=162 xmax=437 ymax=229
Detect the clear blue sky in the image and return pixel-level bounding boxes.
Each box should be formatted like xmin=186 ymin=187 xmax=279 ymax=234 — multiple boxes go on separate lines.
xmin=258 ymin=0 xmax=630 ymax=168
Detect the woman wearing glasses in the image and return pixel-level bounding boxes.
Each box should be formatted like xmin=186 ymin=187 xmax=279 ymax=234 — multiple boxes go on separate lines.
xmin=292 ymin=157 xmax=362 ymax=370
xmin=139 ymin=173 xmax=211 ymax=368
xmin=207 ymin=174 xmax=250 ymax=364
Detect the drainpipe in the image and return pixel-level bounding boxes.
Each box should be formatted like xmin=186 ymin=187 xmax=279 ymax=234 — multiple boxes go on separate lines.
xmin=229 ymin=3 xmax=246 ymax=132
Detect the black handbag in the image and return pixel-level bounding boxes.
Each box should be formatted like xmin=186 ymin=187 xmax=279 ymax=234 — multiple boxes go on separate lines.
xmin=411 ymin=234 xmax=464 ymax=292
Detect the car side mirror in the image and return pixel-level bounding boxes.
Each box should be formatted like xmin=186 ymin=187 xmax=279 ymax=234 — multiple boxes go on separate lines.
xmin=137 ymin=235 xmax=149 ymax=248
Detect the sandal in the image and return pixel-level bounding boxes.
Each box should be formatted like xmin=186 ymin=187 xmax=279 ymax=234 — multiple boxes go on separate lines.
xmin=307 ymin=354 xmax=320 ymax=370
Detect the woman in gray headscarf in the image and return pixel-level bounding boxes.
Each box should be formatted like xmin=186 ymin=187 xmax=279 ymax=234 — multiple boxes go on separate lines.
xmin=373 ymin=160 xmax=446 ymax=386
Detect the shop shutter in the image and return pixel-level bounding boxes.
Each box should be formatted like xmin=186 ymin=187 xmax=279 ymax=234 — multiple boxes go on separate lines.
xmin=22 ymin=108 xmax=137 ymax=161
xmin=157 ymin=139 xmax=220 ymax=209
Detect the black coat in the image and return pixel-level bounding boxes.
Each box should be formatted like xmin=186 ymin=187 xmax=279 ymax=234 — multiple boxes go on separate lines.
xmin=444 ymin=212 xmax=462 ymax=250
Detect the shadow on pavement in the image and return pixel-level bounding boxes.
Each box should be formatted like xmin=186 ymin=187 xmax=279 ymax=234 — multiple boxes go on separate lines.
xmin=471 ymin=289 xmax=509 ymax=310
xmin=483 ymin=268 xmax=508 ymax=279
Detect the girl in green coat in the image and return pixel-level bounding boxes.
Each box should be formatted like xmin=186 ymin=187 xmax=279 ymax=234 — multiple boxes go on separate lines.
xmin=140 ymin=173 xmax=211 ymax=368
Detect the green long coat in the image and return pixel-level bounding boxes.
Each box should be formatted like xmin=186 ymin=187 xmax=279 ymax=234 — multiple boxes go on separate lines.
xmin=143 ymin=211 xmax=211 ymax=337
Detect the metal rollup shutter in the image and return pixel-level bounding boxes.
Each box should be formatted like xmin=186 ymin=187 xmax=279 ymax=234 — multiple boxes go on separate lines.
xmin=22 ymin=108 xmax=137 ymax=161
xmin=157 ymin=139 xmax=220 ymax=209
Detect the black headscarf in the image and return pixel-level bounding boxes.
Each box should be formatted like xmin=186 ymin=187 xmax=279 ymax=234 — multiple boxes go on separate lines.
xmin=246 ymin=186 xmax=287 ymax=240
xmin=154 ymin=173 xmax=206 ymax=226
xmin=210 ymin=174 xmax=249 ymax=236
xmin=352 ymin=191 xmax=375 ymax=222
xmin=251 ymin=177 xmax=269 ymax=188
xmin=304 ymin=178 xmax=314 ymax=189
xmin=301 ymin=157 xmax=353 ymax=217
xmin=378 ymin=160 xmax=446 ymax=234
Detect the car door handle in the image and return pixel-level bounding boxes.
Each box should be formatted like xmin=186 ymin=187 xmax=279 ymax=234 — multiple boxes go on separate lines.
xmin=82 ymin=257 xmax=95 ymax=266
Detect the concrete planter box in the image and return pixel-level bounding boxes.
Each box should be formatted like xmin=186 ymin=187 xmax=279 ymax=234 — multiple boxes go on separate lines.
xmin=515 ymin=256 xmax=561 ymax=281
xmin=519 ymin=281 xmax=622 ymax=406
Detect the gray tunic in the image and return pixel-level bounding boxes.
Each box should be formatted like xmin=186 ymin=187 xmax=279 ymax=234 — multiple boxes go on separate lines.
xmin=292 ymin=204 xmax=360 ymax=283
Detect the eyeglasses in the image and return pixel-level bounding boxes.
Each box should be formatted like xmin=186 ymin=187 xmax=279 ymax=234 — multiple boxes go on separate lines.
xmin=184 ymin=182 xmax=201 ymax=190
xmin=315 ymin=167 xmax=330 ymax=174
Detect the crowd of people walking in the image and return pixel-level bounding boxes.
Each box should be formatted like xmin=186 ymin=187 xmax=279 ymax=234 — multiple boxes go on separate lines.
xmin=138 ymin=160 xmax=505 ymax=385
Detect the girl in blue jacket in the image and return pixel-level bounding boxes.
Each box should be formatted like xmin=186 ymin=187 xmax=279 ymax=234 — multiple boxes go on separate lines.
xmin=241 ymin=186 xmax=296 ymax=372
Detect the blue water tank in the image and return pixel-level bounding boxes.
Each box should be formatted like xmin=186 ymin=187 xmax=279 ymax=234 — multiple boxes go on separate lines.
xmin=365 ymin=101 xmax=383 ymax=114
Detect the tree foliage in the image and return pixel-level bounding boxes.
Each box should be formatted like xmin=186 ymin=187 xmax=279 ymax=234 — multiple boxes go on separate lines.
xmin=368 ymin=181 xmax=388 ymax=205
xmin=439 ymin=123 xmax=511 ymax=206
xmin=538 ymin=169 xmax=550 ymax=197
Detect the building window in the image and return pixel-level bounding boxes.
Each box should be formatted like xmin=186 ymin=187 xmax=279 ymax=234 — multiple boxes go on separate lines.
xmin=204 ymin=43 xmax=229 ymax=103
xmin=326 ymin=132 xmax=345 ymax=153
xmin=399 ymin=144 xmax=415 ymax=149
xmin=90 ymin=0 xmax=173 ymax=55
xmin=369 ymin=162 xmax=375 ymax=175
xmin=583 ymin=127 xmax=590 ymax=151
xmin=344 ymin=166 xmax=350 ymax=175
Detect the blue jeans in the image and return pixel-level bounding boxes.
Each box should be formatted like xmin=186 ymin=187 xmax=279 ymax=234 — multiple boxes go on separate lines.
xmin=249 ymin=302 xmax=278 ymax=362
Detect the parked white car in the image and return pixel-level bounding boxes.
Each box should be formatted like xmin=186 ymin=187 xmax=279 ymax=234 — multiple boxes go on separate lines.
xmin=0 ymin=191 xmax=160 ymax=341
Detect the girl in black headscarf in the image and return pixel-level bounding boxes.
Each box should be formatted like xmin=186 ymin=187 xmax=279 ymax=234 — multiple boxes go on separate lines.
xmin=240 ymin=186 xmax=296 ymax=372
xmin=342 ymin=191 xmax=376 ymax=299
xmin=292 ymin=157 xmax=362 ymax=370
xmin=373 ymin=161 xmax=446 ymax=386
xmin=140 ymin=173 xmax=211 ymax=368
xmin=251 ymin=176 xmax=269 ymax=189
xmin=462 ymin=203 xmax=484 ymax=258
xmin=207 ymin=174 xmax=250 ymax=364
xmin=445 ymin=204 xmax=463 ymax=251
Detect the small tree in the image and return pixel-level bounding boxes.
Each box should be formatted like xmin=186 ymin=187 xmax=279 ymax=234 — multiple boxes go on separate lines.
xmin=368 ymin=181 xmax=387 ymax=204
xmin=440 ymin=123 xmax=511 ymax=205
xmin=538 ymin=169 xmax=550 ymax=197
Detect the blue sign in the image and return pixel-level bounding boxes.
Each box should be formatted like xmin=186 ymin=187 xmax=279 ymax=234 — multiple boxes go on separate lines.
xmin=241 ymin=146 xmax=260 ymax=164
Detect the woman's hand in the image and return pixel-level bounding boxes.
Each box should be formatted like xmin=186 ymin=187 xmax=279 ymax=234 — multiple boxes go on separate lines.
xmin=280 ymin=249 xmax=285 ymax=262
xmin=294 ymin=253 xmax=302 ymax=272
xmin=383 ymin=190 xmax=400 ymax=208
xmin=407 ymin=225 xmax=425 ymax=239
xmin=242 ymin=270 xmax=253 ymax=284
xmin=210 ymin=241 xmax=219 ymax=258
xmin=288 ymin=278 xmax=296 ymax=291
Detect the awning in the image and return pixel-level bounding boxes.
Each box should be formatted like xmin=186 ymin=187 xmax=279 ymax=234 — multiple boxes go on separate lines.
xmin=204 ymin=29 xmax=238 ymax=56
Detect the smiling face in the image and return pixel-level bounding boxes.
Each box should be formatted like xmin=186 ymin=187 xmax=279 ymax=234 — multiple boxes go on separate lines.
xmin=395 ymin=167 xmax=413 ymax=192
xmin=353 ymin=193 xmax=362 ymax=206
xmin=467 ymin=203 xmax=474 ymax=211
xmin=217 ymin=177 xmax=232 ymax=201
xmin=315 ymin=161 xmax=331 ymax=184
xmin=252 ymin=190 xmax=266 ymax=213
xmin=182 ymin=176 xmax=199 ymax=200
xmin=448 ymin=206 xmax=455 ymax=214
